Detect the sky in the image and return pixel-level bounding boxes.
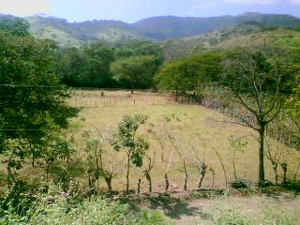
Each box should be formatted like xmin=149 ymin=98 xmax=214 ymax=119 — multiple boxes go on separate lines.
xmin=0 ymin=0 xmax=300 ymax=23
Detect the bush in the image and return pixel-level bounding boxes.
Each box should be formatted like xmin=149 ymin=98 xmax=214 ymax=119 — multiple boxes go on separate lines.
xmin=0 ymin=185 xmax=171 ymax=225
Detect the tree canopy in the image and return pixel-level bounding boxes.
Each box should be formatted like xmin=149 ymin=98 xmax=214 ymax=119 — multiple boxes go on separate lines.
xmin=0 ymin=29 xmax=76 ymax=183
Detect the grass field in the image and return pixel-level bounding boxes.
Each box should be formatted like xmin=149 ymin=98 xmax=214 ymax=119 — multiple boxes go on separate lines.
xmin=65 ymin=90 xmax=300 ymax=193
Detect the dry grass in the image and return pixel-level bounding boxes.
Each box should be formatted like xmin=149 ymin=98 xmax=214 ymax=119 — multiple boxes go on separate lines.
xmin=66 ymin=90 xmax=300 ymax=193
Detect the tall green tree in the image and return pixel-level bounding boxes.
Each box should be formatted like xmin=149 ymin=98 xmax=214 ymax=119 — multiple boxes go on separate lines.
xmin=83 ymin=43 xmax=116 ymax=87
xmin=111 ymin=55 xmax=158 ymax=93
xmin=155 ymin=60 xmax=187 ymax=101
xmin=155 ymin=53 xmax=222 ymax=101
xmin=57 ymin=43 xmax=116 ymax=87
xmin=0 ymin=30 xmax=76 ymax=184
xmin=56 ymin=47 xmax=87 ymax=87
xmin=221 ymin=46 xmax=293 ymax=184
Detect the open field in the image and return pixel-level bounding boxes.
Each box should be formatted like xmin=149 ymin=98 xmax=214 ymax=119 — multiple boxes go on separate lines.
xmin=65 ymin=90 xmax=300 ymax=193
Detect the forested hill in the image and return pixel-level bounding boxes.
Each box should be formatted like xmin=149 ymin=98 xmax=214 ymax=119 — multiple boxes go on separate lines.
xmin=1 ymin=12 xmax=297 ymax=46
xmin=132 ymin=13 xmax=300 ymax=40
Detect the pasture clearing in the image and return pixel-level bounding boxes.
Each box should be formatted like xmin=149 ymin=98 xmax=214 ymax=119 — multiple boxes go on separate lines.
xmin=67 ymin=90 xmax=300 ymax=193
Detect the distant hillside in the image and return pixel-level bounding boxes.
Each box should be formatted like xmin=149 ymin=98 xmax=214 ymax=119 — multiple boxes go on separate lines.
xmin=133 ymin=13 xmax=300 ymax=40
xmin=26 ymin=16 xmax=142 ymax=47
xmin=1 ymin=12 xmax=300 ymax=46
xmin=162 ymin=24 xmax=300 ymax=62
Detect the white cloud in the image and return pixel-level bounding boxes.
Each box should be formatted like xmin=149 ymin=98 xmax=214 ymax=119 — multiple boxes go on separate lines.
xmin=0 ymin=0 xmax=50 ymax=16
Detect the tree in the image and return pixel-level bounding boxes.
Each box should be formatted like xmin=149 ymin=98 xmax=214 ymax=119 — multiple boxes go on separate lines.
xmin=155 ymin=60 xmax=187 ymax=101
xmin=222 ymin=46 xmax=291 ymax=184
xmin=0 ymin=16 xmax=29 ymax=36
xmin=111 ymin=55 xmax=157 ymax=93
xmin=155 ymin=53 xmax=222 ymax=101
xmin=57 ymin=43 xmax=116 ymax=87
xmin=115 ymin=40 xmax=163 ymax=62
xmin=56 ymin=47 xmax=88 ymax=87
xmin=111 ymin=115 xmax=149 ymax=194
xmin=180 ymin=54 xmax=222 ymax=101
xmin=83 ymin=43 xmax=116 ymax=87
xmin=83 ymin=130 xmax=125 ymax=194
xmin=0 ymin=30 xmax=76 ymax=184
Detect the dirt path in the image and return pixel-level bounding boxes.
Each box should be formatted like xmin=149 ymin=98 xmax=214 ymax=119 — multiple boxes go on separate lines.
xmin=176 ymin=195 xmax=300 ymax=224
xmin=135 ymin=192 xmax=300 ymax=224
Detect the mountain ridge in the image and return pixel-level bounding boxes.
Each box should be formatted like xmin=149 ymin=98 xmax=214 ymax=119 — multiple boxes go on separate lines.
xmin=1 ymin=12 xmax=300 ymax=46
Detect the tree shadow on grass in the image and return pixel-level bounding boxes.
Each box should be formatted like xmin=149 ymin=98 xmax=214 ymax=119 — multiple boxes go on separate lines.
xmin=118 ymin=192 xmax=212 ymax=221
xmin=143 ymin=193 xmax=211 ymax=220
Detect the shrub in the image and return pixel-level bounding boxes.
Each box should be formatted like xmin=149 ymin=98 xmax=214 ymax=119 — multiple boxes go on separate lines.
xmin=0 ymin=185 xmax=171 ymax=225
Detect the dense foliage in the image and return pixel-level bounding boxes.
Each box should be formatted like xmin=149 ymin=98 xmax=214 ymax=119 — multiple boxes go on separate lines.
xmin=57 ymin=40 xmax=163 ymax=88
xmin=0 ymin=17 xmax=76 ymax=186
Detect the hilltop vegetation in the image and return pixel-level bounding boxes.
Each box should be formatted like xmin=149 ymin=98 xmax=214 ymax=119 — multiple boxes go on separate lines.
xmin=162 ymin=24 xmax=300 ymax=62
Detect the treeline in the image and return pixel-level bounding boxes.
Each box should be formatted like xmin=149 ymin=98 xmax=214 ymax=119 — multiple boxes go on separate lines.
xmin=56 ymin=40 xmax=163 ymax=89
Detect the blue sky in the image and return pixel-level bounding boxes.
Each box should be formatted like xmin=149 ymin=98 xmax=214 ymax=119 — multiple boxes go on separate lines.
xmin=0 ymin=0 xmax=300 ymax=23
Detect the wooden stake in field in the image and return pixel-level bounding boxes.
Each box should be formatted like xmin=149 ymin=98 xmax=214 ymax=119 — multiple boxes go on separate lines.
xmin=142 ymin=152 xmax=156 ymax=193
xmin=164 ymin=147 xmax=175 ymax=193
xmin=172 ymin=139 xmax=189 ymax=191
xmin=190 ymin=137 xmax=208 ymax=190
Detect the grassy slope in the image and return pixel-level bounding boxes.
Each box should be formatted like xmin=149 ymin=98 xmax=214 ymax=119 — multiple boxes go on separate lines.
xmin=64 ymin=91 xmax=300 ymax=193
xmin=162 ymin=26 xmax=300 ymax=62
xmin=215 ymin=28 xmax=300 ymax=49
xmin=26 ymin=16 xmax=142 ymax=45
xmin=27 ymin=17 xmax=84 ymax=47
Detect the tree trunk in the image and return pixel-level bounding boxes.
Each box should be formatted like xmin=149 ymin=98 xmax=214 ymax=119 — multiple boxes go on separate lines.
xmin=105 ymin=176 xmax=113 ymax=194
xmin=137 ymin=178 xmax=142 ymax=196
xmin=183 ymin=159 xmax=188 ymax=191
xmin=198 ymin=163 xmax=207 ymax=189
xmin=281 ymin=163 xmax=288 ymax=184
xmin=233 ymin=161 xmax=238 ymax=182
xmin=215 ymin=149 xmax=228 ymax=188
xmin=258 ymin=123 xmax=266 ymax=183
xmin=7 ymin=165 xmax=16 ymax=188
xmin=184 ymin=174 xmax=188 ymax=191
xmin=198 ymin=173 xmax=205 ymax=189
xmin=210 ymin=169 xmax=215 ymax=189
xmin=145 ymin=173 xmax=152 ymax=193
xmin=32 ymin=154 xmax=35 ymax=167
xmin=126 ymin=153 xmax=131 ymax=195
xmin=164 ymin=173 xmax=169 ymax=192
xmin=272 ymin=163 xmax=278 ymax=184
